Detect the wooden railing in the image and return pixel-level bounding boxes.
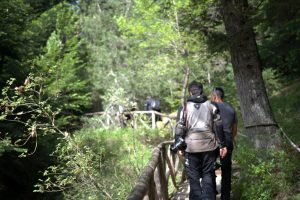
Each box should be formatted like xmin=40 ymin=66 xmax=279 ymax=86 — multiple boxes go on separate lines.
xmin=85 ymin=110 xmax=176 ymax=130
xmin=127 ymin=141 xmax=185 ymax=200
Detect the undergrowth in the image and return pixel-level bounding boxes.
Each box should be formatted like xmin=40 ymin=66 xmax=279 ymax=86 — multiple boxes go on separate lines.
xmin=270 ymin=80 xmax=300 ymax=145
xmin=233 ymin=140 xmax=300 ymax=200
xmin=35 ymin=127 xmax=167 ymax=199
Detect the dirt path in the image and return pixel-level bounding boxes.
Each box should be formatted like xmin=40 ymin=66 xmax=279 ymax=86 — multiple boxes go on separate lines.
xmin=171 ymin=169 xmax=222 ymax=200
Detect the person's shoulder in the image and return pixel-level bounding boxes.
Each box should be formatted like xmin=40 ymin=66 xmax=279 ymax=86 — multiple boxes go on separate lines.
xmin=209 ymin=100 xmax=219 ymax=107
xmin=202 ymin=99 xmax=211 ymax=105
xmin=222 ymin=102 xmax=237 ymax=113
xmin=199 ymin=100 xmax=214 ymax=109
xmin=224 ymin=102 xmax=235 ymax=108
xmin=208 ymin=101 xmax=220 ymax=112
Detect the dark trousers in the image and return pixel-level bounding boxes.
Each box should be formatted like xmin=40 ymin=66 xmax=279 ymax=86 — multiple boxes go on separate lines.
xmin=220 ymin=149 xmax=232 ymax=200
xmin=185 ymin=151 xmax=216 ymax=200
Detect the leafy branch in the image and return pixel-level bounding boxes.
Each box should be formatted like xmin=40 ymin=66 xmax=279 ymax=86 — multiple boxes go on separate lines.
xmin=0 ymin=73 xmax=68 ymax=155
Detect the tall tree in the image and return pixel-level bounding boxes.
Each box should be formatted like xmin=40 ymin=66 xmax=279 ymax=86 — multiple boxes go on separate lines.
xmin=0 ymin=0 xmax=31 ymax=88
xmin=219 ymin=0 xmax=279 ymax=147
xmin=33 ymin=2 xmax=91 ymax=128
xmin=79 ymin=0 xmax=131 ymax=111
xmin=0 ymin=2 xmax=91 ymax=198
xmin=116 ymin=0 xmax=223 ymax=110
xmin=256 ymin=0 xmax=300 ymax=78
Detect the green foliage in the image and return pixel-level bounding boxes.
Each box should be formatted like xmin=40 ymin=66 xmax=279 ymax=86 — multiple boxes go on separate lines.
xmin=262 ymin=68 xmax=283 ymax=97
xmin=233 ymin=141 xmax=300 ymax=199
xmin=32 ymin=3 xmax=91 ymax=127
xmin=0 ymin=2 xmax=91 ymax=137
xmin=0 ymin=2 xmax=91 ymax=172
xmin=233 ymin=78 xmax=300 ymax=199
xmin=1 ymin=0 xmax=299 ymax=198
xmin=114 ymin=0 xmax=235 ymax=111
xmin=79 ymin=0 xmax=133 ymax=111
xmin=255 ymin=0 xmax=300 ymax=78
xmin=206 ymin=57 xmax=239 ymax=108
xmin=77 ymin=0 xmax=239 ymax=113
xmin=0 ymin=138 xmax=27 ymax=156
xmin=270 ymin=80 xmax=300 ymax=144
xmin=35 ymin=127 xmax=159 ymax=199
xmin=0 ymin=0 xmax=31 ymax=87
xmin=0 ymin=74 xmax=65 ymax=141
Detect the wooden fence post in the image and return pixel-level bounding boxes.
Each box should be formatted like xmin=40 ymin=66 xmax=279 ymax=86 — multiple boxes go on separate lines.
xmin=148 ymin=175 xmax=156 ymax=200
xmin=127 ymin=141 xmax=182 ymax=200
xmin=152 ymin=111 xmax=156 ymax=129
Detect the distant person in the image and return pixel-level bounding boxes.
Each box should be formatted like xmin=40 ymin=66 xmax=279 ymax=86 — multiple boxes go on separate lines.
xmin=144 ymin=96 xmax=161 ymax=112
xmin=144 ymin=96 xmax=161 ymax=121
xmin=211 ymin=87 xmax=238 ymax=200
xmin=174 ymin=81 xmax=227 ymax=200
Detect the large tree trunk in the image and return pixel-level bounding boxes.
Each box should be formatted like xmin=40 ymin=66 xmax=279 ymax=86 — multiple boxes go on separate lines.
xmin=220 ymin=0 xmax=279 ymax=148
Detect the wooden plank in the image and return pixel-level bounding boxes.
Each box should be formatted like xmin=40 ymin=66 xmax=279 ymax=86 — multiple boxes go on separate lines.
xmin=127 ymin=146 xmax=163 ymax=200
xmin=152 ymin=112 xmax=156 ymax=129
xmin=124 ymin=111 xmax=176 ymax=119
xmin=154 ymin=168 xmax=162 ymax=199
xmin=148 ymin=175 xmax=156 ymax=200
xmin=133 ymin=114 xmax=137 ymax=129
xmin=84 ymin=111 xmax=105 ymax=116
xmin=99 ymin=119 xmax=107 ymax=129
xmin=159 ymin=150 xmax=168 ymax=200
xmin=127 ymin=141 xmax=173 ymax=200
xmin=139 ymin=117 xmax=151 ymax=129
xmin=165 ymin=152 xmax=177 ymax=189
xmin=153 ymin=149 xmax=169 ymax=200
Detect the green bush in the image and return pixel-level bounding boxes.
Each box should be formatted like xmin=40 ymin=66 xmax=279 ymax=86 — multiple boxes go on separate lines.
xmin=35 ymin=127 xmax=163 ymax=199
xmin=233 ymin=141 xmax=300 ymax=200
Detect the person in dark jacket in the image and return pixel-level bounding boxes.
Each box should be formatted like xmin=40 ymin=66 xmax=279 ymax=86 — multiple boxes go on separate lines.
xmin=211 ymin=87 xmax=237 ymax=200
xmin=175 ymin=81 xmax=227 ymax=200
xmin=144 ymin=96 xmax=161 ymax=112
xmin=144 ymin=96 xmax=161 ymax=121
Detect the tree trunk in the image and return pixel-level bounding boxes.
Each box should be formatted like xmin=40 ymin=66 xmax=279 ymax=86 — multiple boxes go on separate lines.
xmin=220 ymin=0 xmax=279 ymax=148
xmin=180 ymin=67 xmax=190 ymax=105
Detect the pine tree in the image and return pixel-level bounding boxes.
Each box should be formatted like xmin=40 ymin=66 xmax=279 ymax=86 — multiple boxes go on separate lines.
xmin=34 ymin=3 xmax=91 ymax=128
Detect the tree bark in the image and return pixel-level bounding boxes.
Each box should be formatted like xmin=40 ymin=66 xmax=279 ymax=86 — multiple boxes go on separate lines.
xmin=219 ymin=0 xmax=279 ymax=148
xmin=180 ymin=67 xmax=190 ymax=105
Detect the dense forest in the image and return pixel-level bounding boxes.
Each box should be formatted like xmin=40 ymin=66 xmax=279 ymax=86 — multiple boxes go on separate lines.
xmin=0 ymin=0 xmax=299 ymax=199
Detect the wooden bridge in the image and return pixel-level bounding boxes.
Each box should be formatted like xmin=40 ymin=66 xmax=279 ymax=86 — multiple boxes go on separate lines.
xmin=127 ymin=141 xmax=222 ymax=200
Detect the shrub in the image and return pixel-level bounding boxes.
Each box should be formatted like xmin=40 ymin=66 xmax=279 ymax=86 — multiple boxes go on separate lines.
xmin=35 ymin=127 xmax=162 ymax=199
xmin=233 ymin=141 xmax=300 ymax=200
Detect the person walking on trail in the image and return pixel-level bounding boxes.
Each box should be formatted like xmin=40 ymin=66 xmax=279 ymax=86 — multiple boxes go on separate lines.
xmin=144 ymin=96 xmax=161 ymax=121
xmin=211 ymin=87 xmax=238 ymax=200
xmin=144 ymin=96 xmax=161 ymax=113
xmin=174 ymin=81 xmax=227 ymax=200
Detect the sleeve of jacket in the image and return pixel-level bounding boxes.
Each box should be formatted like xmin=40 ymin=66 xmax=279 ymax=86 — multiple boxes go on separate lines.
xmin=211 ymin=102 xmax=226 ymax=148
xmin=174 ymin=105 xmax=185 ymax=142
